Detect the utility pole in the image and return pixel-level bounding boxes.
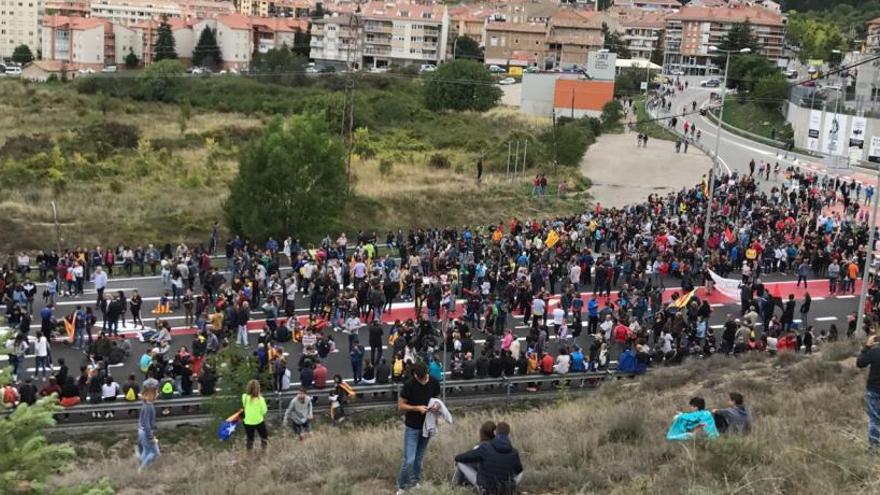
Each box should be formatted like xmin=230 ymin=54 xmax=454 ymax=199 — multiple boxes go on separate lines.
xmin=344 ymin=6 xmax=362 ymax=192
xmin=857 ymin=164 xmax=880 ymax=338
xmin=522 ymin=139 xmax=528 ymax=177
xmin=506 ymin=141 xmax=512 ymax=178
xmin=513 ymin=140 xmax=520 ymax=181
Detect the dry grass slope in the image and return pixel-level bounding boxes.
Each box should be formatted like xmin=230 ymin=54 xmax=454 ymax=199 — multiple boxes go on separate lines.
xmin=52 ymin=344 xmax=880 ymax=495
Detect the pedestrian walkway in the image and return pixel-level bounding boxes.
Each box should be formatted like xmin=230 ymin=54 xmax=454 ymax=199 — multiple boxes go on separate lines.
xmin=580 ymin=131 xmax=711 ymax=208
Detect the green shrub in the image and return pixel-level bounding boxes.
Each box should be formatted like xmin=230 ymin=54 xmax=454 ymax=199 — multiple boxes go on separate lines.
xmin=379 ymin=158 xmax=393 ymax=176
xmin=428 ymin=153 xmax=450 ymax=169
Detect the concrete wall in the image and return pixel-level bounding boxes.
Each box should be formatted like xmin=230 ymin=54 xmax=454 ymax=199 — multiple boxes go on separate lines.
xmin=787 ymin=101 xmax=879 ymax=163
xmin=72 ymin=25 xmax=104 ymax=64
xmin=521 ymin=72 xmax=564 ymax=118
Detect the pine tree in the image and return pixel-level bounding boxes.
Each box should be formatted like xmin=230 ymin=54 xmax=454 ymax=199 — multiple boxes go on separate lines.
xmin=0 ymin=397 xmax=76 ymax=488
xmin=125 ymin=49 xmax=139 ymax=68
xmin=153 ymin=18 xmax=178 ymax=62
xmin=192 ymin=26 xmax=222 ymax=69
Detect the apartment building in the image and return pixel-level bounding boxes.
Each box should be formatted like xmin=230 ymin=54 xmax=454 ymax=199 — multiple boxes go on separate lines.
xmin=41 ymin=15 xmax=116 ymax=66
xmin=89 ymin=0 xmax=232 ymax=26
xmin=237 ymin=0 xmax=310 ymax=18
xmin=130 ymin=17 xmax=193 ymax=63
xmin=0 ymin=0 xmax=42 ymax=59
xmin=615 ymin=0 xmax=679 ymax=11
xmin=44 ymin=0 xmax=88 ymax=16
xmin=484 ymin=21 xmax=546 ymax=67
xmin=448 ymin=5 xmax=485 ymax=45
xmin=309 ymin=13 xmax=362 ymax=68
xmin=868 ymin=17 xmax=880 ymax=53
xmin=616 ymin=8 xmax=666 ymax=61
xmin=664 ymin=4 xmax=784 ymax=75
xmin=546 ymin=9 xmax=607 ymax=67
xmin=310 ymin=3 xmax=449 ymax=70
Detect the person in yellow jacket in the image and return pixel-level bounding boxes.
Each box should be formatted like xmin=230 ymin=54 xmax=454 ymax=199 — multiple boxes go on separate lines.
xmin=242 ymin=379 xmax=269 ymax=450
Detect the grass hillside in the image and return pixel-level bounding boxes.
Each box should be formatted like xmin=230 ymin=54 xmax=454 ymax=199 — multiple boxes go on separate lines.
xmin=51 ymin=341 xmax=878 ymax=495
xmin=0 ymin=74 xmax=594 ymax=252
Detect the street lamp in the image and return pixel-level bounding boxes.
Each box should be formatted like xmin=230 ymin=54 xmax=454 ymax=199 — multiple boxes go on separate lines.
xmin=702 ymin=46 xmax=751 ymax=246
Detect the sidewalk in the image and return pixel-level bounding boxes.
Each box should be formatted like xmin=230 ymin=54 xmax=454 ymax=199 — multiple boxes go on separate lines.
xmin=580 ymin=130 xmax=711 ymax=208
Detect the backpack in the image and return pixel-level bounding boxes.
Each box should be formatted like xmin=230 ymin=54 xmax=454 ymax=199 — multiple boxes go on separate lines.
xmin=392 ymin=358 xmax=404 ymax=377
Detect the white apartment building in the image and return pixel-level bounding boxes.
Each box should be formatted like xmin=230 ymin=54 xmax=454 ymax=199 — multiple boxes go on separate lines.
xmin=310 ymin=2 xmax=449 ymax=70
xmin=41 ymin=15 xmax=113 ymax=66
xmin=0 ymin=0 xmax=42 ymax=59
xmin=89 ymin=0 xmax=232 ymax=26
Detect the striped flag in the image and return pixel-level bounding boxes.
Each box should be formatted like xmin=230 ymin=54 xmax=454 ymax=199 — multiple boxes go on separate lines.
xmin=671 ymin=289 xmax=697 ymax=309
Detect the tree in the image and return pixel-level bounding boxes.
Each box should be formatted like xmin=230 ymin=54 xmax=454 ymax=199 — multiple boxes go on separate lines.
xmin=310 ymin=2 xmax=324 ymax=18
xmin=597 ymin=0 xmax=612 ymax=10
xmin=727 ymin=54 xmax=776 ymax=92
xmin=178 ymin=99 xmax=192 ymax=135
xmin=453 ymin=36 xmax=483 ymax=62
xmin=602 ymin=23 xmax=631 ymax=58
xmin=600 ymin=100 xmax=623 ymax=131
xmin=153 ymin=18 xmax=178 ymax=62
xmin=0 ymin=397 xmax=76 ymax=488
xmin=224 ymin=114 xmax=347 ymax=241
xmin=423 ymin=60 xmax=501 ymax=112
xmin=717 ymin=20 xmax=759 ymax=54
xmin=124 ymin=49 xmax=139 ymax=69
xmin=650 ymin=38 xmax=664 ymax=67
xmin=192 ymin=26 xmax=222 ymax=69
xmin=11 ymin=44 xmax=34 ymax=64
xmin=541 ymin=122 xmax=592 ymax=167
xmin=293 ymin=29 xmax=311 ymax=57
xmin=136 ymin=58 xmax=185 ymax=101
xmin=753 ymin=72 xmax=789 ymax=110
xmin=251 ymin=44 xmax=306 ymax=85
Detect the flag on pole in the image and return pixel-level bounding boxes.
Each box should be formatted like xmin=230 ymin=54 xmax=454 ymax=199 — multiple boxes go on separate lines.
xmin=545 ymin=229 xmax=560 ymax=248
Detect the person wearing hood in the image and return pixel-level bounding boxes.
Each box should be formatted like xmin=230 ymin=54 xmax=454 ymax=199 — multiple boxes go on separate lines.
xmin=453 ymin=421 xmax=524 ymax=495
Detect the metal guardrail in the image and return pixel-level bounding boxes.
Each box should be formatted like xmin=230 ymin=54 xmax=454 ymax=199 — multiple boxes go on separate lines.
xmin=21 ymin=371 xmax=626 ymax=429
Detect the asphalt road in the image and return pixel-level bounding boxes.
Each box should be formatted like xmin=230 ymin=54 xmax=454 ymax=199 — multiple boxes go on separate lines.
xmin=3 ymin=268 xmax=862 ymax=388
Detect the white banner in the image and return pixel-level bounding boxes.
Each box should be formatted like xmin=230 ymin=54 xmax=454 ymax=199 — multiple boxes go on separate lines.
xmin=870 ymin=136 xmax=880 ymax=164
xmin=849 ymin=116 xmax=867 ymax=165
xmin=822 ymin=112 xmax=847 ymax=156
xmin=707 ymin=269 xmax=740 ymax=301
xmin=807 ymin=109 xmax=822 ymax=151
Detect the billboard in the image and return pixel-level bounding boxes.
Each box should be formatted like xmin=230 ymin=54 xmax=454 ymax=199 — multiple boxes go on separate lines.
xmin=870 ymin=136 xmax=880 ymax=163
xmin=586 ymin=51 xmax=616 ymax=81
xmin=849 ymin=116 xmax=867 ymax=165
xmin=822 ymin=112 xmax=847 ymax=156
xmin=806 ymin=109 xmax=822 ymax=151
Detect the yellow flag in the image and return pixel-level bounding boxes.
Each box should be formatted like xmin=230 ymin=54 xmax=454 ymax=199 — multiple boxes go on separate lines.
xmin=545 ymin=230 xmax=560 ymax=248
xmin=671 ymin=289 xmax=697 ymax=309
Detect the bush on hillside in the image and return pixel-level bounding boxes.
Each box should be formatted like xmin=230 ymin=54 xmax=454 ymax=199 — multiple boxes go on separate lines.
xmin=428 ymin=153 xmax=451 ymax=169
xmin=423 ymin=60 xmax=501 ymax=112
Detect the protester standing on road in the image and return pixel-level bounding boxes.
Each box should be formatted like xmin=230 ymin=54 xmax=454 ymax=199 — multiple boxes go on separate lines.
xmin=397 ymin=361 xmax=440 ymax=494
xmin=242 ymin=379 xmax=269 ymax=450
xmin=136 ymin=378 xmax=159 ymax=471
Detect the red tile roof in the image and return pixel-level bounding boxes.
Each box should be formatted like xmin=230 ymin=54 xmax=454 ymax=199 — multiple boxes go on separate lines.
xmin=485 ymin=21 xmax=546 ymax=34
xmin=667 ymin=5 xmax=782 ymax=26
xmin=42 ymin=15 xmax=111 ymax=30
xmin=668 ymin=6 xmax=783 ymax=26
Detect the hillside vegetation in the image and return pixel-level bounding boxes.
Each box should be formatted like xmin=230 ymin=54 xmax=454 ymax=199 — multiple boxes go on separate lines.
xmin=0 ymin=70 xmax=604 ymax=251
xmin=49 ymin=341 xmax=880 ymax=495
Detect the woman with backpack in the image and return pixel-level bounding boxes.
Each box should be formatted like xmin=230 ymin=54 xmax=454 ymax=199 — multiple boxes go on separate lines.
xmin=242 ymin=379 xmax=269 ymax=450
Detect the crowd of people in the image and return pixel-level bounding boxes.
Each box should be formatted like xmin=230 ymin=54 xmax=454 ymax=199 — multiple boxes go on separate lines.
xmin=3 ymin=142 xmax=880 ymax=490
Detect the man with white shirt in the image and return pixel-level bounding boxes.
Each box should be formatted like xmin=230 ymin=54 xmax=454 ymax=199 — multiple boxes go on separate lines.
xmin=34 ymin=334 xmax=49 ymax=378
xmin=93 ymin=266 xmax=108 ymax=306
xmin=530 ymin=295 xmax=545 ymax=329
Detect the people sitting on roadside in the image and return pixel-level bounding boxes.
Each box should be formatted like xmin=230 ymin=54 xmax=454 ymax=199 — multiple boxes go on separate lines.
xmin=712 ymin=392 xmax=752 ymax=435
xmin=666 ymin=396 xmax=719 ymax=441
xmin=453 ymin=421 xmax=524 ymax=495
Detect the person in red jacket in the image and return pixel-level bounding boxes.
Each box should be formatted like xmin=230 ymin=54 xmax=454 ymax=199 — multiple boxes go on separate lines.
xmin=777 ymin=332 xmax=797 ymax=352
xmin=539 ymin=353 xmax=554 ymax=374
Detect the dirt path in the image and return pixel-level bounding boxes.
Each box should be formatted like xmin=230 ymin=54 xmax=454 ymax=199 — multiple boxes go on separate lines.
xmin=580 ymin=130 xmax=711 ymax=208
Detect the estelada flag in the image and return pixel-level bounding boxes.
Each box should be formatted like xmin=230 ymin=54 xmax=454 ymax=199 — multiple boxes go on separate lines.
xmin=545 ymin=230 xmax=560 ymax=248
xmin=724 ymin=226 xmax=735 ymax=244
xmin=671 ymin=289 xmax=697 ymax=309
xmin=64 ymin=313 xmax=77 ymax=342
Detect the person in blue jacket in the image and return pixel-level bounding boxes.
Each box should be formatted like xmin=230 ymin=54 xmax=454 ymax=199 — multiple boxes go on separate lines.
xmin=570 ymin=346 xmax=586 ymax=372
xmin=666 ymin=397 xmax=719 ymax=441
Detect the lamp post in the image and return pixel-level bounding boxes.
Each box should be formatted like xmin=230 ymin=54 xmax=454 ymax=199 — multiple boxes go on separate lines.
xmin=702 ymin=46 xmax=751 ymax=245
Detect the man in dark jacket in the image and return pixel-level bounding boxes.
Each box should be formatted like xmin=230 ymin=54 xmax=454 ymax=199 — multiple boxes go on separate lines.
xmin=453 ymin=422 xmax=524 ymax=495
xmin=369 ymin=321 xmax=384 ymax=364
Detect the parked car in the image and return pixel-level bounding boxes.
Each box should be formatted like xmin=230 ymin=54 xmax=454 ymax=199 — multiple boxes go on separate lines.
xmin=700 ymin=78 xmax=721 ymax=88
xmin=498 ymin=77 xmax=516 ymax=85
xmin=670 ymin=70 xmax=686 ymax=76
xmin=419 ymin=64 xmax=436 ymax=73
xmin=488 ymin=64 xmax=506 ymax=73
xmin=101 ymin=65 xmax=117 ymax=73
xmin=784 ymin=69 xmax=798 ymax=79
xmin=524 ymin=66 xmax=539 ymax=73
xmin=370 ymin=66 xmax=389 ymax=73
xmin=0 ymin=64 xmax=22 ymax=77
xmin=319 ymin=66 xmax=336 ymax=73
xmin=77 ymin=68 xmax=95 ymax=75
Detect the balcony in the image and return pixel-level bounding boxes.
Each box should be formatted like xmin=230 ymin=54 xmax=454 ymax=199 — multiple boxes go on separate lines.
xmin=364 ymin=22 xmax=392 ymax=34
xmin=366 ymin=35 xmax=391 ymax=45
xmin=365 ymin=46 xmax=390 ymax=55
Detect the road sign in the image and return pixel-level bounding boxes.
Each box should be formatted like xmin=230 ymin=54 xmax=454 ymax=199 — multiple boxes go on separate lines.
xmin=640 ymin=82 xmax=648 ymax=90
